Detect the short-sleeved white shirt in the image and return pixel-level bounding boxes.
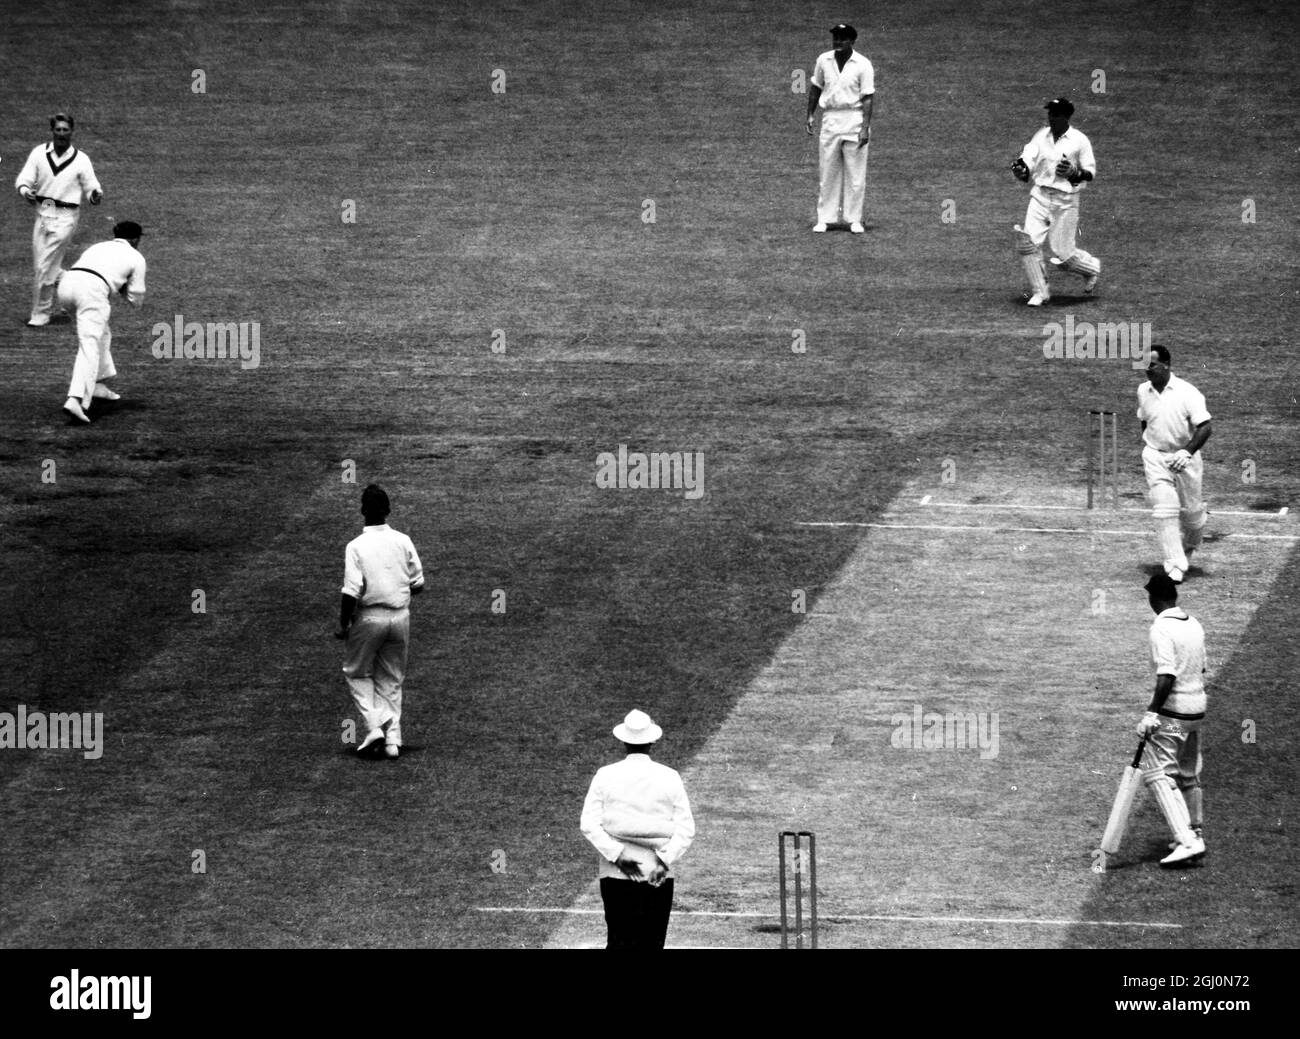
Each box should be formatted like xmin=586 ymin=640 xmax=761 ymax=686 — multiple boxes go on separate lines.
xmin=1137 ymin=374 xmax=1211 ymax=451
xmin=1020 ymin=125 xmax=1095 ymax=194
xmin=15 ymin=143 xmax=101 ymax=205
xmin=70 ymin=239 xmax=147 ymax=304
xmin=1149 ymin=607 xmax=1207 ymax=717
xmin=341 ymin=524 xmax=424 ymax=608
xmin=811 ymin=49 xmax=874 ymax=110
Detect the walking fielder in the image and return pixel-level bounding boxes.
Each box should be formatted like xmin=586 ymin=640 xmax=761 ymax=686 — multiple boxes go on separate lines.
xmin=335 ymin=484 xmax=425 ymax=760
xmin=1138 ymin=345 xmax=1211 ymax=583
xmin=58 ymin=222 xmax=146 ymax=424
xmin=806 ymin=23 xmax=874 ymax=233
xmin=1010 ymin=98 xmax=1099 ymax=305
xmin=14 ymin=112 xmax=103 ymax=326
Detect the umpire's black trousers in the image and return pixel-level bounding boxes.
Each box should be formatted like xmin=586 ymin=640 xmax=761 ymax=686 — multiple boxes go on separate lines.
xmin=599 ymin=878 xmax=675 ymax=949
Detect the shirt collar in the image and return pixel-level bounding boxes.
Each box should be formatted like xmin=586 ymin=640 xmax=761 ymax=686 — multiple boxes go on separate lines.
xmin=363 ymin=523 xmax=390 ymax=532
xmin=1157 ymin=606 xmax=1189 ymax=620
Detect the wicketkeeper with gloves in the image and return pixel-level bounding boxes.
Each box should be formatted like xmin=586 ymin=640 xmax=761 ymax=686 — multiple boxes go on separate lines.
xmin=1010 ymin=96 xmax=1100 ymax=306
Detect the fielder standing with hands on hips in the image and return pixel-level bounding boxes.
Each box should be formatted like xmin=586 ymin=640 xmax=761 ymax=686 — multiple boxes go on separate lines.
xmin=14 ymin=112 xmax=103 ymax=326
xmin=1137 ymin=345 xmax=1211 ymax=583
xmin=1138 ymin=573 xmax=1208 ymax=867
xmin=806 ymin=23 xmax=874 ymax=234
xmin=1010 ymin=97 xmax=1099 ymax=305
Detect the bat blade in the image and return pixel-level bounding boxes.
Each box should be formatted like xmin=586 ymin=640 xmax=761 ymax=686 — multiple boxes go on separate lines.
xmin=1100 ymin=766 xmax=1142 ymax=853
xmin=1100 ymin=735 xmax=1150 ymax=855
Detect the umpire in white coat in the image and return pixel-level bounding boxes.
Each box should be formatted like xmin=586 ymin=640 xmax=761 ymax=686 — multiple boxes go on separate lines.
xmin=580 ymin=709 xmax=695 ymax=949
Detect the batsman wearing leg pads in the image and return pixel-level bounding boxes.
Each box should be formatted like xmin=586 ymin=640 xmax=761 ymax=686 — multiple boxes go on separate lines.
xmin=1138 ymin=574 xmax=1208 ymax=867
xmin=1010 ymin=98 xmax=1099 ymax=306
xmin=1137 ymin=346 xmax=1212 ymax=582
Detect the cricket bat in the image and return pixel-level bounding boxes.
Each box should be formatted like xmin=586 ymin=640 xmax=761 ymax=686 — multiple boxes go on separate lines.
xmin=1100 ymin=735 xmax=1149 ymax=854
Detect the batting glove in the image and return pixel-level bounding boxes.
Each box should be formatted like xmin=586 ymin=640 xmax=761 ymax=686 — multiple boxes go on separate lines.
xmin=1169 ymin=449 xmax=1192 ymax=473
xmin=1136 ymin=712 xmax=1162 ymax=737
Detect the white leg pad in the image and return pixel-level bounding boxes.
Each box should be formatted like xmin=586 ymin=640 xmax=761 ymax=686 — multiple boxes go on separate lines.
xmin=1145 ymin=771 xmax=1196 ymax=844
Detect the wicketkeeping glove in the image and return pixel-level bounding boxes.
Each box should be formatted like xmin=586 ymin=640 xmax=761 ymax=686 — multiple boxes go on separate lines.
xmin=1011 ymin=158 xmax=1030 ymax=182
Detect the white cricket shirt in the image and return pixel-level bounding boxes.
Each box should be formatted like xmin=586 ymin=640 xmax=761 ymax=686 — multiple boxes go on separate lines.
xmin=69 ymin=239 xmax=147 ymax=305
xmin=1149 ymin=607 xmax=1207 ymax=718
xmin=1137 ymin=374 xmax=1211 ymax=451
xmin=15 ymin=143 xmax=101 ymax=205
xmin=341 ymin=524 xmax=425 ymax=607
xmin=1020 ymin=125 xmax=1095 ymax=193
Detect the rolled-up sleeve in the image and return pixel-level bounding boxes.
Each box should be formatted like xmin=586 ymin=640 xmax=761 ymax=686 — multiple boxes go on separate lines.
xmin=341 ymin=543 xmax=365 ymax=598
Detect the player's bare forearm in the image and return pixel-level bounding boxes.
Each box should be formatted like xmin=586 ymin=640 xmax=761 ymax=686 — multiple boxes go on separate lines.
xmin=1147 ymin=673 xmax=1175 ymax=713
xmin=805 ymin=85 xmax=822 ymax=126
xmin=336 ymin=593 xmax=358 ymax=638
xmin=1185 ymin=420 xmax=1212 ymax=455
xmin=860 ymin=95 xmax=874 ymax=144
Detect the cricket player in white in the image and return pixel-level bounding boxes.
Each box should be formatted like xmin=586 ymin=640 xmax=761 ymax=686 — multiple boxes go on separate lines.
xmin=58 ymin=223 xmax=146 ymax=424
xmin=336 ymin=485 xmax=425 ymax=760
xmin=14 ymin=113 xmax=104 ymax=326
xmin=1011 ymin=98 xmax=1099 ymax=305
xmin=806 ymin=23 xmax=874 ymax=233
xmin=1137 ymin=345 xmax=1212 ymax=583
xmin=1138 ymin=573 xmax=1207 ymax=867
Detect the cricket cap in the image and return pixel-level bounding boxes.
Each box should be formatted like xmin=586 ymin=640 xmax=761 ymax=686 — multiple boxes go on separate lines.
xmin=830 ymin=23 xmax=857 ymax=40
xmin=113 ymin=221 xmax=143 ymax=240
xmin=1045 ymin=97 xmax=1075 ymax=117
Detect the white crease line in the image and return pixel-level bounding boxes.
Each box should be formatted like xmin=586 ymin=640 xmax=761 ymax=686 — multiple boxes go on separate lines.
xmin=913 ymin=500 xmax=1290 ymax=519
xmin=475 ymin=907 xmax=1180 ymax=928
xmin=798 ymin=522 xmax=1299 ymax=541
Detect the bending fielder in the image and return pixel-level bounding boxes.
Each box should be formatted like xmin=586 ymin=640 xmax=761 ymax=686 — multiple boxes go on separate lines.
xmin=1010 ymin=97 xmax=1099 ymax=306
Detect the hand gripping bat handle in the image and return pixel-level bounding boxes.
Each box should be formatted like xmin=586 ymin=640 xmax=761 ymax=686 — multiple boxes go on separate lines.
xmin=1130 ymin=733 xmax=1150 ymax=770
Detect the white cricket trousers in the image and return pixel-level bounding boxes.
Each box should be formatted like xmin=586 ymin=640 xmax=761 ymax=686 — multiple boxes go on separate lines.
xmin=818 ymin=121 xmax=869 ymax=225
xmin=31 ymin=202 xmax=80 ymax=321
xmin=57 ymin=270 xmax=116 ymax=408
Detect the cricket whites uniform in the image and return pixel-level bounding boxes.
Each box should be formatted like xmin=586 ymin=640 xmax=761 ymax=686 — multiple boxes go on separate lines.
xmin=15 ymin=143 xmax=102 ymax=324
xmin=57 ymin=239 xmax=146 ymax=412
xmin=1015 ymin=126 xmax=1099 ymax=298
xmin=1138 ymin=374 xmax=1211 ymax=579
xmin=340 ymin=524 xmax=424 ymax=751
xmin=811 ymin=49 xmax=874 ymax=226
xmin=1142 ymin=607 xmax=1208 ymax=844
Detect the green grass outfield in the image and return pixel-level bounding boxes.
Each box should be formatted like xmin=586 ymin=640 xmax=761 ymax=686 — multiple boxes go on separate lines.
xmin=0 ymin=0 xmax=1296 ymax=950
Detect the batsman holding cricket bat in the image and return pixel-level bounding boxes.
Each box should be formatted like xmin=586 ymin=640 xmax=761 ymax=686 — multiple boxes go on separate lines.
xmin=1139 ymin=573 xmax=1208 ymax=867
